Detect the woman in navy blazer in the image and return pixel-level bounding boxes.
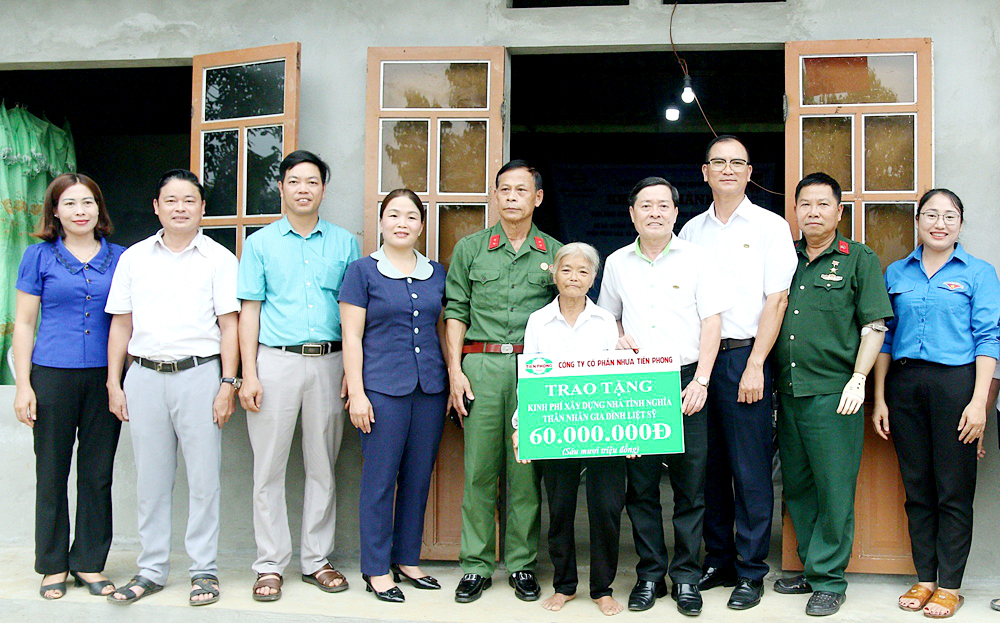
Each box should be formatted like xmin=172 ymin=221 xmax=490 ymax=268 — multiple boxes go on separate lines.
xmin=339 ymin=188 xmax=448 ymax=603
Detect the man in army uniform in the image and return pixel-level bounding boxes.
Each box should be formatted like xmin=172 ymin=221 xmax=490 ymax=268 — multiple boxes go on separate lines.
xmin=772 ymin=172 xmax=892 ymax=616
xmin=444 ymin=159 xmax=562 ymax=604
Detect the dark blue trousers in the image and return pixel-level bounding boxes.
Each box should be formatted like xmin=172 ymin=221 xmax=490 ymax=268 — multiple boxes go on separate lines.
xmin=359 ymin=388 xmax=447 ymax=576
xmin=703 ymin=346 xmax=774 ymax=581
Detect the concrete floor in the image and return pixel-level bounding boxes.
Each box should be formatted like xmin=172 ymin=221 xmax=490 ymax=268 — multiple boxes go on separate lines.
xmin=2 ymin=547 xmax=998 ymax=623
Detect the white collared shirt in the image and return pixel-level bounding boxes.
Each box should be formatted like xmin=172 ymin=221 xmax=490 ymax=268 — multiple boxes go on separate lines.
xmin=106 ymin=230 xmax=240 ymax=360
xmin=679 ymin=196 xmax=797 ymax=340
xmin=597 ymin=236 xmax=731 ymax=366
xmin=524 ymin=295 xmax=620 ymax=355
xmin=371 ymin=246 xmax=434 ymax=281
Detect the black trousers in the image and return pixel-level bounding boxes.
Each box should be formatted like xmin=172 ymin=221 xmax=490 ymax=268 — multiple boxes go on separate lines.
xmin=887 ymin=359 xmax=977 ymax=589
xmin=626 ymin=363 xmax=708 ymax=585
xmin=31 ymin=365 xmax=121 ymax=575
xmin=542 ymin=456 xmax=626 ymax=598
xmin=703 ymin=346 xmax=774 ymax=581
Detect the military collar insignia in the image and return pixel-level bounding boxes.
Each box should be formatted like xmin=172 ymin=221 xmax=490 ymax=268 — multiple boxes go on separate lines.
xmin=838 ymin=239 xmax=850 ymax=254
xmin=488 ymin=234 xmax=501 ymax=250
xmin=534 ymin=236 xmax=546 ymax=252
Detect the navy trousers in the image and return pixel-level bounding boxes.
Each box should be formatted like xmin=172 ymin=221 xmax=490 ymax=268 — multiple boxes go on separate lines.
xmin=359 ymin=387 xmax=447 ymax=576
xmin=703 ymin=346 xmax=774 ymax=581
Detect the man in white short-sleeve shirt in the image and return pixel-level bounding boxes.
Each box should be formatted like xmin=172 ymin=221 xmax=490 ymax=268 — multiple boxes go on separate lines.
xmin=105 ymin=169 xmax=239 ymax=606
xmin=678 ymin=136 xmax=796 ymax=610
xmin=598 ymin=176 xmax=730 ymax=616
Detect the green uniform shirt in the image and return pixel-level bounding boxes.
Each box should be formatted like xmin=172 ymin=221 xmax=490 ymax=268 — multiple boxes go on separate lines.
xmin=444 ymin=221 xmax=562 ymax=343
xmin=775 ymin=232 xmax=893 ymax=397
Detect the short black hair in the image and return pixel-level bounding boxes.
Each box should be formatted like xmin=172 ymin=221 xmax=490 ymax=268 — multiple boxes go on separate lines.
xmin=155 ymin=169 xmax=204 ymax=201
xmin=380 ymin=188 xmax=426 ymax=222
xmin=704 ymin=134 xmax=749 ymax=163
xmin=795 ymin=172 xmax=842 ymax=205
xmin=496 ymin=159 xmax=543 ymax=192
xmin=917 ymin=188 xmax=964 ymax=221
xmin=279 ymin=150 xmax=330 ymax=184
xmin=628 ymin=176 xmax=680 ymax=208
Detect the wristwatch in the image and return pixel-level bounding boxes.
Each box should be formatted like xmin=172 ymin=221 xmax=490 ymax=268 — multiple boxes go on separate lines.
xmin=695 ymin=376 xmax=710 ymax=387
xmin=221 ymin=377 xmax=242 ymax=390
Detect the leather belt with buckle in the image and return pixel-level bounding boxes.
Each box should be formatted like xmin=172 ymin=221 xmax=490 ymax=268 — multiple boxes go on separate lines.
xmin=135 ymin=354 xmax=220 ymax=373
xmin=280 ymin=341 xmax=342 ymax=356
xmin=719 ymin=337 xmax=755 ymax=352
xmin=462 ymin=341 xmax=524 ymax=355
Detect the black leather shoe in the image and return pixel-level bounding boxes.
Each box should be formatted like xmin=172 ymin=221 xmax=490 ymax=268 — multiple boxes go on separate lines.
xmin=698 ymin=565 xmax=738 ymax=591
xmin=670 ymin=583 xmax=703 ymax=616
xmin=508 ymin=571 xmax=541 ymax=601
xmin=628 ymin=579 xmax=668 ymax=611
xmin=727 ymin=578 xmax=764 ymax=610
xmin=455 ymin=574 xmax=492 ymax=603
xmin=362 ymin=574 xmax=404 ymax=603
xmin=774 ymin=574 xmax=813 ymax=595
xmin=805 ymin=591 xmax=846 ymax=616
xmin=391 ymin=564 xmax=440 ymax=590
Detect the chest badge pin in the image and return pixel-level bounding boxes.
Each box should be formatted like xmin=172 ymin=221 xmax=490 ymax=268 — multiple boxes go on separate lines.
xmin=540 ymin=262 xmax=548 ymax=271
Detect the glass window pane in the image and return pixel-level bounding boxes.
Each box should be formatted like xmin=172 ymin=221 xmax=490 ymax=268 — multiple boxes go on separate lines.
xmin=382 ymin=62 xmax=488 ymax=109
xmin=802 ymin=54 xmax=915 ymax=105
xmin=864 ymin=202 xmax=915 ymax=272
xmin=203 ymin=227 xmax=237 ymax=255
xmin=864 ymin=115 xmax=915 ymax=192
xmin=246 ymin=125 xmax=283 ymax=215
xmin=438 ymin=203 xmax=486 ymax=269
xmin=380 ymin=120 xmax=429 ymax=193
xmin=439 ymin=120 xmax=487 ymax=194
xmin=245 ymin=225 xmax=266 ymax=240
xmin=802 ymin=116 xmax=852 ymax=193
xmin=838 ymin=202 xmax=853 ymax=240
xmin=203 ymin=130 xmax=238 ymax=217
xmin=204 ymin=60 xmax=285 ymax=121
xmin=377 ymin=202 xmax=427 ymax=255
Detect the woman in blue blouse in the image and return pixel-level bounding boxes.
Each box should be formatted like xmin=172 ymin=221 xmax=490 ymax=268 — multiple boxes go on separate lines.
xmin=872 ymin=189 xmax=1000 ymax=619
xmin=339 ymin=188 xmax=448 ymax=603
xmin=12 ymin=174 xmax=125 ymax=600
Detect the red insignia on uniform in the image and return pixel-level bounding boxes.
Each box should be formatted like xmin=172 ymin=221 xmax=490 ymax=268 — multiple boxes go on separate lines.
xmin=488 ymin=234 xmax=501 ymax=250
xmin=534 ymin=236 xmax=546 ymax=252
xmin=838 ymin=240 xmax=850 ymax=254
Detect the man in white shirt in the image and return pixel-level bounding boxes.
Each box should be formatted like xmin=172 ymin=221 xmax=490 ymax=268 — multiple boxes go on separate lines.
xmin=598 ymin=177 xmax=729 ymax=617
xmin=105 ymin=169 xmax=240 ymax=606
xmin=678 ymin=136 xmax=797 ymax=610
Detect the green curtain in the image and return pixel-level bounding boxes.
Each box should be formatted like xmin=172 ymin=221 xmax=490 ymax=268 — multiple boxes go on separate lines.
xmin=0 ymin=103 xmax=76 ymax=384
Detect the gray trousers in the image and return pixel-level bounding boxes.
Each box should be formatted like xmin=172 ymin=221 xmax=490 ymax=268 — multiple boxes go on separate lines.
xmin=124 ymin=359 xmax=222 ymax=585
xmin=248 ymin=346 xmax=345 ymax=575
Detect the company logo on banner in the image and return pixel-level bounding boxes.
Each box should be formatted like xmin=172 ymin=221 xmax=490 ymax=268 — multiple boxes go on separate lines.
xmin=524 ymin=357 xmax=554 ymax=375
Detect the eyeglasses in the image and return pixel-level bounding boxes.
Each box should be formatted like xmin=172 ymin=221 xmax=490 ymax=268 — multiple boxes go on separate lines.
xmin=706 ymin=158 xmax=749 ymax=172
xmin=918 ymin=211 xmax=960 ymax=225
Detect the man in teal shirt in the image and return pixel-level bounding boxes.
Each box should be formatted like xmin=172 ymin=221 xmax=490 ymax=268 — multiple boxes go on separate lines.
xmin=238 ymin=150 xmax=360 ymax=601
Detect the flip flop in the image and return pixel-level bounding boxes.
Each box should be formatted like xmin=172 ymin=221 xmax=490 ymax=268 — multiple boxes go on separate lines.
xmin=923 ymin=589 xmax=963 ymax=619
xmin=189 ymin=574 xmax=220 ymax=606
xmin=107 ymin=574 xmax=163 ymax=605
xmin=899 ymin=584 xmax=934 ymax=611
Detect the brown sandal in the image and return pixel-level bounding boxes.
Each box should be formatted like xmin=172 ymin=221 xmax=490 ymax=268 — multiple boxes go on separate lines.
xmin=923 ymin=589 xmax=963 ymax=619
xmin=253 ymin=573 xmax=283 ymax=602
xmin=302 ymin=563 xmax=349 ymax=593
xmin=899 ymin=584 xmax=935 ymax=611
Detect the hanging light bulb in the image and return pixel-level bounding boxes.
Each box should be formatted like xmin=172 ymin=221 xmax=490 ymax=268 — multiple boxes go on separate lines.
xmin=681 ymin=74 xmax=695 ymax=104
xmin=665 ymin=105 xmax=680 ymax=122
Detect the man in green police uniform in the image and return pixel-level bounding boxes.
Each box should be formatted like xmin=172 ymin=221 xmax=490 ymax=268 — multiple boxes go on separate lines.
xmin=444 ymin=160 xmax=562 ymax=604
xmin=772 ymin=172 xmax=893 ymax=616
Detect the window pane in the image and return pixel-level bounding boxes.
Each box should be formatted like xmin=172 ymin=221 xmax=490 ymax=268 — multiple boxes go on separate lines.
xmin=864 ymin=203 xmax=915 ymax=272
xmin=203 ymin=227 xmax=237 ymax=255
xmin=203 ymin=130 xmax=238 ymax=217
xmin=439 ymin=203 xmax=486 ymax=269
xmin=377 ymin=202 xmax=427 ymax=255
xmin=864 ymin=115 xmax=915 ymax=192
xmin=382 ymin=62 xmax=488 ymax=109
xmin=245 ymin=225 xmax=266 ymax=240
xmin=204 ymin=60 xmax=285 ymax=121
xmin=802 ymin=116 xmax=852 ymax=193
xmin=838 ymin=202 xmax=853 ymax=240
xmin=802 ymin=54 xmax=915 ymax=105
xmin=380 ymin=120 xmax=429 ymax=193
xmin=246 ymin=125 xmax=283 ymax=215
xmin=439 ymin=120 xmax=487 ymax=194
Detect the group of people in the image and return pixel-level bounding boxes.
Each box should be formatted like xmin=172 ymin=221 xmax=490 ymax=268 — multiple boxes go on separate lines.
xmin=11 ymin=135 xmax=999 ymax=619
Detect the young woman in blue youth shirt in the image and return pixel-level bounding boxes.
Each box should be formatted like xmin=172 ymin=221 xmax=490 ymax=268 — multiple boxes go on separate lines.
xmin=872 ymin=189 xmax=1000 ymax=618
xmin=339 ymin=189 xmax=448 ymax=603
xmin=12 ymin=174 xmax=125 ymax=600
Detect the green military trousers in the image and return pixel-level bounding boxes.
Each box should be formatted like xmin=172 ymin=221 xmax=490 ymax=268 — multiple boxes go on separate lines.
xmin=777 ymin=392 xmax=864 ymax=594
xmin=459 ymin=352 xmax=541 ymax=576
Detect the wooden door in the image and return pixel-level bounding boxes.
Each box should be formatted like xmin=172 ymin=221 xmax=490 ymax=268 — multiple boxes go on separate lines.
xmin=190 ymin=42 xmax=300 ymax=257
xmin=364 ymin=46 xmax=506 ymax=559
xmin=781 ymin=38 xmax=933 ymax=574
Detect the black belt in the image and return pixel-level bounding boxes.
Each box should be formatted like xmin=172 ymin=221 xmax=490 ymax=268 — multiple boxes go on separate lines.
xmin=719 ymin=338 xmax=755 ymax=352
xmin=135 ymin=354 xmax=220 ymax=373
xmin=278 ymin=341 xmax=342 ymax=356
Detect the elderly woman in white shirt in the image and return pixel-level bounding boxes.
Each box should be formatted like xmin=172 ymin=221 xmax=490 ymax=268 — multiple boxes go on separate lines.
xmin=511 ymin=242 xmax=625 ymax=617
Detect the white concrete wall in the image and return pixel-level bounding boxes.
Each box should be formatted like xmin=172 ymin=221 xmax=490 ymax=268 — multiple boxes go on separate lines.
xmin=2 ymin=0 xmax=999 ymax=580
